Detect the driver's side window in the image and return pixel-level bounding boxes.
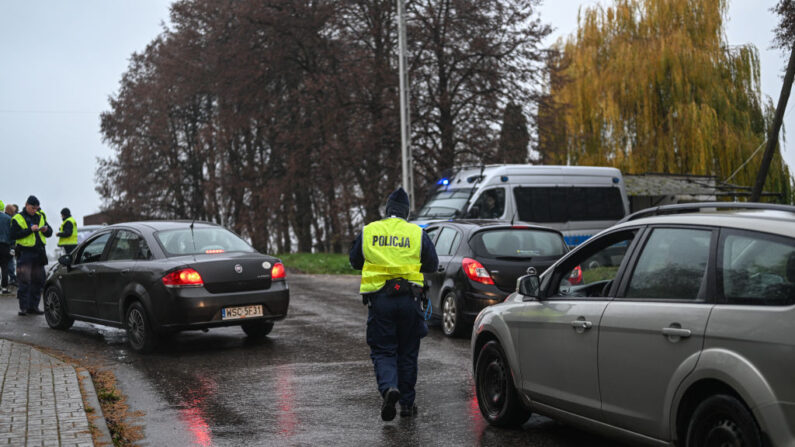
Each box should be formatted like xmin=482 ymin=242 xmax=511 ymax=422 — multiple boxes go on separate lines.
xmin=77 ymin=232 xmax=113 ymax=264
xmin=555 ymin=230 xmax=638 ymax=297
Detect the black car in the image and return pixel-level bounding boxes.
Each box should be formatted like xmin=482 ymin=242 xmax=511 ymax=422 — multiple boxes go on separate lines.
xmin=423 ymin=220 xmax=568 ymax=337
xmin=43 ymin=221 xmax=289 ymax=353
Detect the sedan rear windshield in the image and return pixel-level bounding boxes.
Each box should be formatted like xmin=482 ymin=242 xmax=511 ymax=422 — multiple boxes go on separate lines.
xmin=470 ymin=229 xmax=566 ymax=258
xmin=514 ymin=186 xmax=625 ymax=223
xmin=155 ymin=227 xmax=255 ymax=256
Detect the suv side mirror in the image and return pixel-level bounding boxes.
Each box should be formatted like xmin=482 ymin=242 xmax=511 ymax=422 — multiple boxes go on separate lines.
xmin=58 ymin=254 xmax=72 ymax=267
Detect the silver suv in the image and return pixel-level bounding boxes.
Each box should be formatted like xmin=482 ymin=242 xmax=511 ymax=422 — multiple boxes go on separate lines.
xmin=472 ymin=203 xmax=795 ymax=447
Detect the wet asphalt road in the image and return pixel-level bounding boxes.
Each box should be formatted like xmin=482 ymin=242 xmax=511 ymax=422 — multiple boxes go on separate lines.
xmin=0 ymin=274 xmax=622 ymax=446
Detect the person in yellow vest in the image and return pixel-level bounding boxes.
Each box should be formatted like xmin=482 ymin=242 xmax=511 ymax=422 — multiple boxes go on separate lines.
xmin=56 ymin=208 xmax=78 ymax=255
xmin=9 ymin=196 xmax=52 ymax=316
xmin=349 ymin=187 xmax=438 ymax=421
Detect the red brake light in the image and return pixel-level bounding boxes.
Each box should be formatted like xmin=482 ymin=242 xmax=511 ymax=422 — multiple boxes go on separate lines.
xmin=568 ymin=265 xmax=583 ymax=285
xmin=162 ymin=268 xmax=204 ymax=287
xmin=271 ymin=262 xmax=286 ymax=280
xmin=462 ymin=258 xmax=494 ymax=285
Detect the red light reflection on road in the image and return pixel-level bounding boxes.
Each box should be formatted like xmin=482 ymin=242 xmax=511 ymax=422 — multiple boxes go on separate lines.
xmin=469 ymin=383 xmax=487 ymax=443
xmin=179 ymin=376 xmax=216 ymax=447
xmin=277 ymin=365 xmax=297 ymax=439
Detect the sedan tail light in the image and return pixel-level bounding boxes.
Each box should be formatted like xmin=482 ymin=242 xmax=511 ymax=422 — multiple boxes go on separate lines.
xmin=568 ymin=265 xmax=583 ymax=285
xmin=271 ymin=262 xmax=286 ymax=280
xmin=462 ymin=258 xmax=494 ymax=285
xmin=163 ymin=268 xmax=204 ymax=287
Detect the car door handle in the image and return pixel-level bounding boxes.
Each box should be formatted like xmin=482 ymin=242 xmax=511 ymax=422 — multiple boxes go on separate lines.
xmin=121 ymin=269 xmax=131 ymax=275
xmin=570 ymin=320 xmax=593 ymax=330
xmin=662 ymin=327 xmax=692 ymax=338
xmin=88 ymin=269 xmax=96 ymax=276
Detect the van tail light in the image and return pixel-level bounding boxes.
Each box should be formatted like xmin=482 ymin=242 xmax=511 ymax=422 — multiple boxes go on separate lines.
xmin=271 ymin=262 xmax=286 ymax=280
xmin=568 ymin=265 xmax=583 ymax=285
xmin=163 ymin=268 xmax=204 ymax=287
xmin=462 ymin=258 xmax=494 ymax=285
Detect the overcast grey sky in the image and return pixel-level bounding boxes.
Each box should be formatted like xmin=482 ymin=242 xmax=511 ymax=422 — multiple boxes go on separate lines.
xmin=0 ymin=0 xmax=791 ymax=229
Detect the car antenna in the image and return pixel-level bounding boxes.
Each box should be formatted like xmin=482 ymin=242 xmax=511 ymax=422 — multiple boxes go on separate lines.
xmin=190 ymin=219 xmax=197 ymax=259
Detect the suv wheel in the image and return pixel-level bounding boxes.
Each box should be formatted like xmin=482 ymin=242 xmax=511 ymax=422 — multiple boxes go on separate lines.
xmin=241 ymin=320 xmax=274 ymax=339
xmin=686 ymin=394 xmax=761 ymax=447
xmin=475 ymin=340 xmax=531 ymax=427
xmin=126 ymin=302 xmax=157 ymax=354
xmin=44 ymin=287 xmax=74 ymax=330
xmin=442 ymin=291 xmax=466 ymax=337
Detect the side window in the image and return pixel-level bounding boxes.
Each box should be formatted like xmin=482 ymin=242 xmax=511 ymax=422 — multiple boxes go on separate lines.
xmin=449 ymin=231 xmax=462 ymax=255
xmin=471 ymin=188 xmax=505 ymax=219
xmin=555 ymin=230 xmax=637 ymax=297
xmin=425 ymin=227 xmax=440 ymax=244
xmin=107 ymin=230 xmax=151 ymax=261
xmin=720 ymin=231 xmax=795 ymax=305
xmin=434 ymin=228 xmax=458 ymax=256
xmin=77 ymin=232 xmax=113 ymax=264
xmin=625 ymin=228 xmax=712 ymax=300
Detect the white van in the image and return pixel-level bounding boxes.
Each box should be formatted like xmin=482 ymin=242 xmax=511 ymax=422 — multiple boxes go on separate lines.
xmin=413 ymin=165 xmax=629 ymax=246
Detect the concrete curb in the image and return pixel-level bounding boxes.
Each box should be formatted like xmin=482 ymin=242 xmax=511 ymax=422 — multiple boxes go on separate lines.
xmin=77 ymin=368 xmax=114 ymax=447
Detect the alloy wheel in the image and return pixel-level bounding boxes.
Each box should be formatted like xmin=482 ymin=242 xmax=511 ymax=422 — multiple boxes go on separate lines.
xmin=703 ymin=419 xmax=744 ymax=447
xmin=443 ymin=294 xmax=457 ymax=335
xmin=44 ymin=290 xmax=61 ymax=324
xmin=127 ymin=308 xmax=146 ymax=347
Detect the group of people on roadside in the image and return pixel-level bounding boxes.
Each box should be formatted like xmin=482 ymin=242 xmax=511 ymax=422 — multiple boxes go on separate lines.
xmin=0 ymin=195 xmax=78 ymax=316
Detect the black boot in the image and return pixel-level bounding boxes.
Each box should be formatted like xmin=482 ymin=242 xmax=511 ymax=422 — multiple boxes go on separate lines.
xmin=400 ymin=403 xmax=418 ymax=417
xmin=380 ymin=388 xmax=400 ymax=421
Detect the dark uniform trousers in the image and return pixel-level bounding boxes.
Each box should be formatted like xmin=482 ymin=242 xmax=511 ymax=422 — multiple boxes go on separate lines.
xmin=62 ymin=245 xmax=77 ymax=255
xmin=366 ymin=290 xmax=428 ymax=407
xmin=16 ymin=251 xmax=45 ymax=311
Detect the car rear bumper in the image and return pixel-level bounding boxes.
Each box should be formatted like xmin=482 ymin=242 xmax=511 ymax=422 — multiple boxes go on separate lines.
xmin=154 ymin=280 xmax=289 ymax=330
xmin=460 ymin=289 xmax=508 ymax=321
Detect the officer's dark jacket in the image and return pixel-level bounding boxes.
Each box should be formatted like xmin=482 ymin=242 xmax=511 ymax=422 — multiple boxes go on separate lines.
xmin=10 ymin=211 xmax=53 ymax=253
xmin=349 ymin=219 xmax=439 ymax=288
xmin=57 ymin=220 xmax=74 ymax=238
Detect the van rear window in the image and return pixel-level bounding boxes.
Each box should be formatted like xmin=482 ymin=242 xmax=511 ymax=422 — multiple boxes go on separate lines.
xmin=514 ymin=187 xmax=625 ymax=223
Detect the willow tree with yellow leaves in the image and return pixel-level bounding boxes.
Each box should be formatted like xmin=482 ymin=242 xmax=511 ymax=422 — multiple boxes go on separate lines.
xmin=538 ymin=0 xmax=793 ymax=201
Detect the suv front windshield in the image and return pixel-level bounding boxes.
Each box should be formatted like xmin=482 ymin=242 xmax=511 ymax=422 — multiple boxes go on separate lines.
xmin=155 ymin=227 xmax=255 ymax=256
xmin=417 ymin=188 xmax=472 ymax=218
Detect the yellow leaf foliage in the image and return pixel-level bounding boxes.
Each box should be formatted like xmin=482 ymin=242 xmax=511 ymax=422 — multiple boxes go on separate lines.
xmin=539 ymin=0 xmax=793 ymax=201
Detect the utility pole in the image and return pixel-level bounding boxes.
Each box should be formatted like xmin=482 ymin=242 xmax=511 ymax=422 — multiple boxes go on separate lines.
xmin=751 ymin=45 xmax=795 ymax=202
xmin=397 ymin=0 xmax=414 ymax=210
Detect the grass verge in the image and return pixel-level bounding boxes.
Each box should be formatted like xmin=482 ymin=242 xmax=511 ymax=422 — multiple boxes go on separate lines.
xmin=276 ymin=252 xmax=356 ymax=275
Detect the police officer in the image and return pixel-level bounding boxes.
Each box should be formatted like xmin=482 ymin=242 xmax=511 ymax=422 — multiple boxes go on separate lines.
xmin=9 ymin=196 xmax=52 ymax=316
xmin=56 ymin=207 xmax=78 ymax=255
xmin=349 ymin=187 xmax=438 ymax=421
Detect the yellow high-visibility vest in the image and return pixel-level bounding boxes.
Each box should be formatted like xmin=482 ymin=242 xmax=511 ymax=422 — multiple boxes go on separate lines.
xmin=360 ymin=218 xmax=424 ymax=294
xmin=12 ymin=212 xmax=46 ymax=247
xmin=58 ymin=216 xmax=78 ymax=246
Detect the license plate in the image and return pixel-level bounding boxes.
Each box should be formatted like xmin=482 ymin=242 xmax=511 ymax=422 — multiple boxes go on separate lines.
xmin=221 ymin=305 xmax=264 ymax=320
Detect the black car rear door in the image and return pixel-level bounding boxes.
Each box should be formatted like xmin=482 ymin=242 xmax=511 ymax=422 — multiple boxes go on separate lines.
xmin=427 ymin=226 xmax=462 ymax=311
xmin=60 ymin=231 xmax=114 ymax=318
xmin=95 ymin=230 xmax=150 ymax=322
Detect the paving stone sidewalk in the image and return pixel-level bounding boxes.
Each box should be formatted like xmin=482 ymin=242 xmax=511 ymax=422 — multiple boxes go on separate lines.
xmin=0 ymin=339 xmax=95 ymax=447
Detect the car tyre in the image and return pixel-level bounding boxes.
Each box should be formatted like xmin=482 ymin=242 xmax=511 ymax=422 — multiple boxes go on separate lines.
xmin=441 ymin=291 xmax=466 ymax=337
xmin=685 ymin=394 xmax=761 ymax=447
xmin=44 ymin=287 xmax=74 ymax=330
xmin=241 ymin=320 xmax=274 ymax=339
xmin=126 ymin=302 xmax=157 ymax=354
xmin=475 ymin=340 xmax=531 ymax=427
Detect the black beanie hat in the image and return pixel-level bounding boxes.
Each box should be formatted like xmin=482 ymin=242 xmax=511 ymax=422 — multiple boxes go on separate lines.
xmin=61 ymin=208 xmax=71 ymax=217
xmin=385 ymin=187 xmax=410 ymax=218
xmin=26 ymin=195 xmax=40 ymax=206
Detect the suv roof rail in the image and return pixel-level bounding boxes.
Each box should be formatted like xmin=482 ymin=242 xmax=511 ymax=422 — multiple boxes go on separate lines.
xmin=619 ymin=201 xmax=795 ymax=224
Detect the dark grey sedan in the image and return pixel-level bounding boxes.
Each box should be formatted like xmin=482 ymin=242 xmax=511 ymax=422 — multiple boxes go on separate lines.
xmin=44 ymin=221 xmax=289 ymax=353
